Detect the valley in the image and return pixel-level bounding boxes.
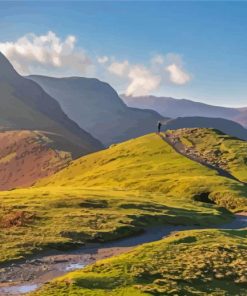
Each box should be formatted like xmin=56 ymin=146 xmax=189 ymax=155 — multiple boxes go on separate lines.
xmin=0 ymin=53 xmax=103 ymax=158
xmin=28 ymin=75 xmax=165 ymax=146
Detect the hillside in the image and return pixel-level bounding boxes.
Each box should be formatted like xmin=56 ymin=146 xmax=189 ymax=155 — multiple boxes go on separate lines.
xmin=0 ymin=132 xmax=246 ymax=264
xmin=31 ymin=228 xmax=247 ymax=296
xmin=0 ymin=130 xmax=77 ymax=190
xmin=28 ymin=75 xmax=165 ymax=145
xmin=1 ymin=132 xmax=246 ymax=263
xmin=0 ymin=52 xmax=103 ymax=157
xmin=122 ymin=95 xmax=247 ymax=127
xmin=165 ymin=128 xmax=247 ymax=183
xmin=37 ymin=133 xmax=247 ymax=212
xmin=160 ymin=116 xmax=247 ymax=141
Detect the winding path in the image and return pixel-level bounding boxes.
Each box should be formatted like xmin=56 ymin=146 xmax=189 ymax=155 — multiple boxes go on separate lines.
xmin=161 ymin=134 xmax=245 ymax=184
xmin=0 ymin=213 xmax=246 ymax=296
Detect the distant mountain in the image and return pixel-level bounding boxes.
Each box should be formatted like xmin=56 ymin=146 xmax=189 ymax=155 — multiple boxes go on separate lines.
xmin=122 ymin=95 xmax=247 ymax=128
xmin=28 ymin=75 xmax=165 ymax=146
xmin=0 ymin=130 xmax=76 ymax=190
xmin=0 ymin=52 xmax=103 ymax=157
xmin=160 ymin=116 xmax=247 ymax=140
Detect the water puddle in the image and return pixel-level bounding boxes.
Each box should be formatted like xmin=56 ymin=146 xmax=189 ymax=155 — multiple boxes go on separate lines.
xmin=0 ymin=284 xmax=38 ymax=295
xmin=0 ymin=213 xmax=246 ymax=295
xmin=0 ymin=262 xmax=87 ymax=295
xmin=65 ymin=263 xmax=85 ymax=271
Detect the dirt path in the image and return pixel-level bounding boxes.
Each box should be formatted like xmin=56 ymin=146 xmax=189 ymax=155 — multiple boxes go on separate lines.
xmin=0 ymin=213 xmax=246 ymax=296
xmin=161 ymin=134 xmax=244 ymax=183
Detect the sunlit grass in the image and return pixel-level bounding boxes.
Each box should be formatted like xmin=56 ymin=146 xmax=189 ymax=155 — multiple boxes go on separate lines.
xmin=0 ymin=132 xmax=246 ymax=264
xmin=166 ymin=128 xmax=247 ymax=183
xmin=31 ymin=228 xmax=247 ymax=296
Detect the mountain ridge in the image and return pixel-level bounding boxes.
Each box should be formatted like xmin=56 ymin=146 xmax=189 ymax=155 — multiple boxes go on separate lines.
xmin=28 ymin=75 xmax=166 ymax=146
xmin=0 ymin=52 xmax=103 ymax=157
xmin=122 ymin=94 xmax=247 ymax=127
xmin=160 ymin=116 xmax=247 ymax=141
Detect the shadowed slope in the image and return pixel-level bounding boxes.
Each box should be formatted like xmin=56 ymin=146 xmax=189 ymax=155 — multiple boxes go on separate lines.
xmin=28 ymin=75 xmax=165 ymax=145
xmin=0 ymin=53 xmax=103 ymax=157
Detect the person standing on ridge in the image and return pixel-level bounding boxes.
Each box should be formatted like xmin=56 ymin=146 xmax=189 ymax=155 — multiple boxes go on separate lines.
xmin=157 ymin=121 xmax=162 ymax=133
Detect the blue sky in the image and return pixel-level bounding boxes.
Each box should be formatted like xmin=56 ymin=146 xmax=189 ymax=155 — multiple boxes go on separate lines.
xmin=0 ymin=1 xmax=247 ymax=107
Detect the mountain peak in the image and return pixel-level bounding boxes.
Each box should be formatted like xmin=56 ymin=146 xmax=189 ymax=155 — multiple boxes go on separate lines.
xmin=0 ymin=52 xmax=18 ymax=79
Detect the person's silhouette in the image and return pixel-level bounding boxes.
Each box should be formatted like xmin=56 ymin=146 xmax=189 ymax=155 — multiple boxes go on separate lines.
xmin=157 ymin=121 xmax=162 ymax=133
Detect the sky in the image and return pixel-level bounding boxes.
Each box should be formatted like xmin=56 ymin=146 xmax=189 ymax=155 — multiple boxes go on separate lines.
xmin=0 ymin=1 xmax=247 ymax=107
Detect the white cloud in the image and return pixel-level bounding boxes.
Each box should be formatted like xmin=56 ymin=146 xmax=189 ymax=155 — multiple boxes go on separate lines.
xmin=97 ymin=56 xmax=109 ymax=64
xmin=126 ymin=65 xmax=161 ymax=96
xmin=105 ymin=54 xmax=191 ymax=95
xmin=108 ymin=60 xmax=129 ymax=76
xmin=166 ymin=63 xmax=191 ymax=85
xmin=0 ymin=31 xmax=91 ymax=76
xmin=0 ymin=31 xmax=192 ymax=94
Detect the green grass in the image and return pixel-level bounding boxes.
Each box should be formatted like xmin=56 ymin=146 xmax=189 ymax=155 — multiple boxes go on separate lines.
xmin=37 ymin=133 xmax=247 ymax=212
xmin=30 ymin=228 xmax=247 ymax=296
xmin=0 ymin=187 xmax=231 ymax=264
xmin=165 ymin=128 xmax=247 ymax=183
xmin=0 ymin=133 xmax=246 ymax=264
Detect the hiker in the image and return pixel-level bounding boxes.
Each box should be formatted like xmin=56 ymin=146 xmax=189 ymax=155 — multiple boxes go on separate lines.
xmin=157 ymin=121 xmax=162 ymax=133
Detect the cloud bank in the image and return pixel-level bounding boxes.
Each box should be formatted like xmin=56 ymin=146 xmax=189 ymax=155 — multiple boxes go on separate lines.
xmin=104 ymin=53 xmax=191 ymax=96
xmin=166 ymin=64 xmax=191 ymax=85
xmin=0 ymin=31 xmax=192 ymax=95
xmin=0 ymin=31 xmax=91 ymax=76
xmin=126 ymin=66 xmax=161 ymax=96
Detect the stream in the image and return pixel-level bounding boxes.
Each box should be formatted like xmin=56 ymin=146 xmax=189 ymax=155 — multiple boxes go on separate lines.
xmin=0 ymin=213 xmax=246 ymax=296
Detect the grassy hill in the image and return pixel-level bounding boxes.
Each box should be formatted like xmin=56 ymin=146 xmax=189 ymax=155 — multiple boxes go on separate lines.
xmin=30 ymin=228 xmax=247 ymax=296
xmin=0 ymin=130 xmax=77 ymax=190
xmin=165 ymin=128 xmax=247 ymax=183
xmin=0 ymin=132 xmax=246 ymax=264
xmin=38 ymin=132 xmax=247 ymax=211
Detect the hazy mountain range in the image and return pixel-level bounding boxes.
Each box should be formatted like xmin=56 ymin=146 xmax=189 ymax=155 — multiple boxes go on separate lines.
xmin=161 ymin=117 xmax=247 ymax=140
xmin=0 ymin=52 xmax=103 ymax=157
xmin=122 ymin=95 xmax=247 ymax=128
xmin=1 ymin=51 xmax=247 ymax=159
xmin=28 ymin=75 xmax=164 ymax=146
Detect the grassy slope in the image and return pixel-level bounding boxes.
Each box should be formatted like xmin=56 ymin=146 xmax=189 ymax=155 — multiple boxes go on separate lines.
xmin=165 ymin=128 xmax=247 ymax=183
xmin=0 ymin=130 xmax=72 ymax=190
xmin=0 ymin=133 xmax=246 ymax=263
xmin=31 ymin=229 xmax=247 ymax=296
xmin=38 ymin=133 xmax=247 ymax=211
